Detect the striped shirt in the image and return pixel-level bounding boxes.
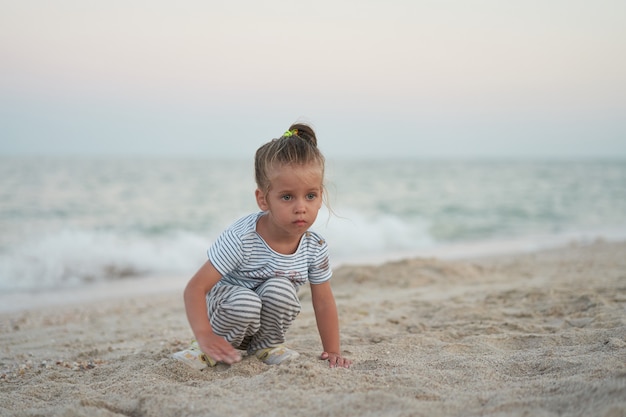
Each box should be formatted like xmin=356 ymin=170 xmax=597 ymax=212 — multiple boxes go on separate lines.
xmin=208 ymin=212 xmax=332 ymax=290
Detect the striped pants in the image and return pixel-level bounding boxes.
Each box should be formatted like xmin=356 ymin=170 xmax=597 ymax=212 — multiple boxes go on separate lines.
xmin=205 ymin=277 xmax=301 ymax=353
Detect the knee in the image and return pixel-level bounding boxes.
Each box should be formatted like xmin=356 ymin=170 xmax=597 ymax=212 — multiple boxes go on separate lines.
xmin=258 ymin=277 xmax=301 ymax=310
xmin=219 ymin=288 xmax=263 ymax=320
xmin=261 ymin=277 xmax=298 ymax=296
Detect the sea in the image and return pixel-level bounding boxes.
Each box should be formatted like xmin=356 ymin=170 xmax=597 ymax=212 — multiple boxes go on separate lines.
xmin=1 ymin=157 xmax=625 ymax=303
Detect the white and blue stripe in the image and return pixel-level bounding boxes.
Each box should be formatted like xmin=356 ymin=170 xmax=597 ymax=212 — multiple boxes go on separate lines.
xmin=205 ymin=211 xmax=331 ymax=352
xmin=208 ymin=212 xmax=332 ymax=290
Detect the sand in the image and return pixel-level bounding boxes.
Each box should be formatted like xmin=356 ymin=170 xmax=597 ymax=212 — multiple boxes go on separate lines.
xmin=1 ymin=241 xmax=625 ymax=417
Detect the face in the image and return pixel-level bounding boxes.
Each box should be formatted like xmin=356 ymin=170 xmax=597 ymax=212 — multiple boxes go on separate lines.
xmin=255 ymin=163 xmax=324 ymax=239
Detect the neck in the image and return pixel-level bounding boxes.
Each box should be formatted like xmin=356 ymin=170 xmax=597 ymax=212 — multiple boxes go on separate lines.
xmin=256 ymin=213 xmax=303 ymax=255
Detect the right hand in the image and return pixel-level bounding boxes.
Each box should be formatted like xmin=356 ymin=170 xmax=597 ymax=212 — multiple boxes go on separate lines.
xmin=184 ymin=261 xmax=241 ymax=365
xmin=197 ymin=333 xmax=242 ymax=365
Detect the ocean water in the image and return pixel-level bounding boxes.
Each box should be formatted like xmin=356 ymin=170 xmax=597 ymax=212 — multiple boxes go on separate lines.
xmin=1 ymin=157 xmax=625 ymax=293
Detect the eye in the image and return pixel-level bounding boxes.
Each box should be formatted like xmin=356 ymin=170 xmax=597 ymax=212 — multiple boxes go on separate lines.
xmin=281 ymin=195 xmax=292 ymax=201
xmin=306 ymin=193 xmax=317 ymax=200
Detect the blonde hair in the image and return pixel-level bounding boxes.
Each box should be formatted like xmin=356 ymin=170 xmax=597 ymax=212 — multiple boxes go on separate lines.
xmin=254 ymin=123 xmax=326 ymax=194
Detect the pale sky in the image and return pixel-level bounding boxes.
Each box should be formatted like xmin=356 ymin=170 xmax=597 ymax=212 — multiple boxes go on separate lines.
xmin=1 ymin=0 xmax=625 ymax=158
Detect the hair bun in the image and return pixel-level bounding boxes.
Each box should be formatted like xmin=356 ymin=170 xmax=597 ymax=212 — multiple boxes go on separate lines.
xmin=288 ymin=123 xmax=317 ymax=147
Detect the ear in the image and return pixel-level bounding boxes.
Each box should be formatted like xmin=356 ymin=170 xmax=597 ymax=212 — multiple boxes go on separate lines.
xmin=255 ymin=189 xmax=269 ymax=211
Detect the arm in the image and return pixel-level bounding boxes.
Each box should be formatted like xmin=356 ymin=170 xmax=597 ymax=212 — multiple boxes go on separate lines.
xmin=183 ymin=261 xmax=241 ymax=364
xmin=310 ymin=281 xmax=351 ymax=368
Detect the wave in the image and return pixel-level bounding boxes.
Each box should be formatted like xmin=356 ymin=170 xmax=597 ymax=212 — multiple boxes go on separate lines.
xmin=2 ymin=207 xmax=625 ymax=293
xmin=0 ymin=209 xmax=440 ymax=292
xmin=0 ymin=229 xmax=209 ymax=292
xmin=313 ymin=207 xmax=435 ymax=259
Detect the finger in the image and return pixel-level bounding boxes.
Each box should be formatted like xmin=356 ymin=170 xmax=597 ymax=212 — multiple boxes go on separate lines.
xmin=217 ymin=353 xmax=241 ymax=365
xmin=341 ymin=358 xmax=352 ymax=368
xmin=206 ymin=344 xmax=240 ymax=364
xmin=206 ymin=348 xmax=225 ymax=363
xmin=331 ymin=356 xmax=351 ymax=369
xmin=222 ymin=354 xmax=241 ymax=365
xmin=219 ymin=346 xmax=241 ymax=364
xmin=226 ymin=350 xmax=242 ymax=364
xmin=319 ymin=352 xmax=329 ymax=360
xmin=329 ymin=356 xmax=338 ymax=368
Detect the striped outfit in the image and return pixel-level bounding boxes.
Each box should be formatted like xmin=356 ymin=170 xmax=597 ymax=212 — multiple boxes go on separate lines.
xmin=206 ymin=212 xmax=331 ymax=352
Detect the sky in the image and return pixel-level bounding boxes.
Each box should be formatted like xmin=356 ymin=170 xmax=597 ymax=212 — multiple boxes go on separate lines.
xmin=1 ymin=0 xmax=625 ymax=159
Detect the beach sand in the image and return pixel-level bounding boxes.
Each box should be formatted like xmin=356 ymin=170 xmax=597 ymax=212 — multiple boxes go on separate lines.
xmin=1 ymin=241 xmax=625 ymax=417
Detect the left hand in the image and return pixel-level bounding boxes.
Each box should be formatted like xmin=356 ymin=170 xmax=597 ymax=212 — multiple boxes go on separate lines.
xmin=320 ymin=351 xmax=352 ymax=368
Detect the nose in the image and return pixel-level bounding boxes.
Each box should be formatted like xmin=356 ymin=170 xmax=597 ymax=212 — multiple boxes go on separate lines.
xmin=294 ymin=197 xmax=307 ymax=213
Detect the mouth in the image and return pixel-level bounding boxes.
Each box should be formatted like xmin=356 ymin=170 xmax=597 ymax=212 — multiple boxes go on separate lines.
xmin=293 ymin=220 xmax=308 ymax=227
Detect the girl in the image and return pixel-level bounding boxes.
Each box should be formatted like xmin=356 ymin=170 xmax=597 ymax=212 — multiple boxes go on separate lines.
xmin=174 ymin=123 xmax=351 ymax=369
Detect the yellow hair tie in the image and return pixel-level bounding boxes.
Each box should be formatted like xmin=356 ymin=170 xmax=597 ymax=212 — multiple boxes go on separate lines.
xmin=283 ymin=129 xmax=298 ymax=138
